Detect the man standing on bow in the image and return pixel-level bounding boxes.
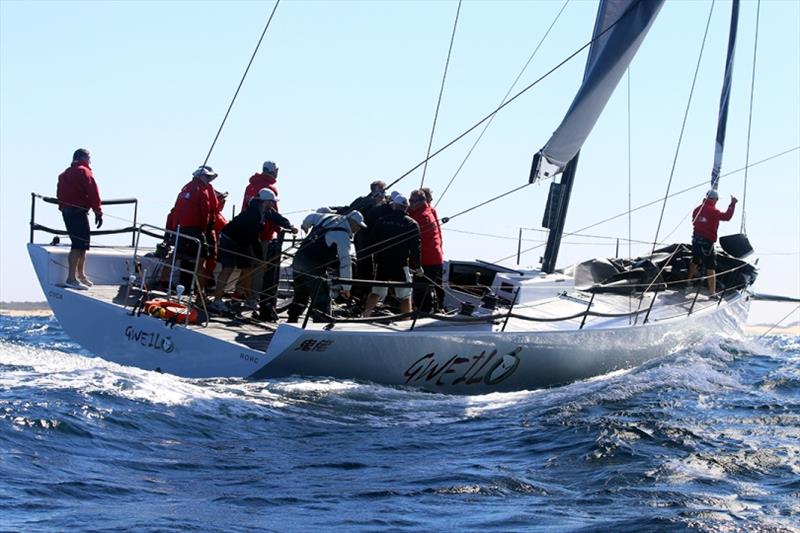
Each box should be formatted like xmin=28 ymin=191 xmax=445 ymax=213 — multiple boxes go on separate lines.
xmin=57 ymin=148 xmax=103 ymax=290
xmin=688 ymin=189 xmax=737 ymax=294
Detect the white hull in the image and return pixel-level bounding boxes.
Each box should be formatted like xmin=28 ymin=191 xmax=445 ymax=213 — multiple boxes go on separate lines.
xmin=258 ymin=296 xmax=749 ymax=394
xmin=29 ymin=243 xmax=751 ymax=394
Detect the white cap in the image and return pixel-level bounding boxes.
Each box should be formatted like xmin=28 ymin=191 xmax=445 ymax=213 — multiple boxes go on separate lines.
xmin=390 ymin=193 xmax=409 ymax=207
xmin=192 ymin=165 xmax=218 ymax=179
xmin=262 ymin=161 xmax=278 ymax=175
xmin=346 ymin=210 xmax=367 ymax=228
xmin=256 ymin=188 xmax=277 ymax=202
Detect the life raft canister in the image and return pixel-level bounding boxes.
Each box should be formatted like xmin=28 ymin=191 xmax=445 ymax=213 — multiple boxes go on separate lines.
xmin=143 ymin=299 xmax=199 ymax=324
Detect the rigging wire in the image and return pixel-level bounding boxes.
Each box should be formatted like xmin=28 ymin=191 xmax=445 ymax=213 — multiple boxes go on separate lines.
xmin=385 ymin=0 xmax=643 ymax=191
xmin=421 ymin=0 xmax=462 ymax=188
xmin=434 ymin=0 xmax=570 ymax=208
xmin=741 ymin=0 xmax=761 ymax=234
xmin=201 ymin=0 xmax=281 ymax=167
xmin=758 ymin=304 xmax=800 ymax=339
xmin=627 ymin=67 xmax=633 ymax=320
xmin=650 ymin=0 xmax=716 ymax=254
xmin=442 ymin=182 xmax=531 ymax=222
xmin=627 ymin=67 xmax=632 ymax=261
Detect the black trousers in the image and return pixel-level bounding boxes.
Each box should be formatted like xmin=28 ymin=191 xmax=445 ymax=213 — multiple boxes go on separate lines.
xmin=259 ymin=240 xmax=282 ymax=315
xmin=287 ymin=269 xmax=330 ymax=323
xmin=413 ymin=264 xmax=444 ymax=312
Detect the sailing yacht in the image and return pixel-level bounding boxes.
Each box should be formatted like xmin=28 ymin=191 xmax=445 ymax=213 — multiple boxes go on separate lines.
xmin=27 ymin=0 xmax=762 ymax=394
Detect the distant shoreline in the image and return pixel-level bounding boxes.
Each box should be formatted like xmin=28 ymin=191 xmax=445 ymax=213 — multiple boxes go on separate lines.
xmin=0 ymin=301 xmax=797 ymax=334
xmin=0 ymin=301 xmax=52 ymax=317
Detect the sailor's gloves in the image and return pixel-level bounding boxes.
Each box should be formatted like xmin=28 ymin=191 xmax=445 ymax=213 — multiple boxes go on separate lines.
xmin=94 ymin=212 xmax=103 ymax=229
xmin=289 ymin=226 xmax=299 ymax=234
xmin=413 ymin=267 xmax=425 ymax=277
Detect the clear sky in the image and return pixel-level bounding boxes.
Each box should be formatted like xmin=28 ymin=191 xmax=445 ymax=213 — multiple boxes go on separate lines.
xmin=1 ymin=0 xmax=798 ymax=325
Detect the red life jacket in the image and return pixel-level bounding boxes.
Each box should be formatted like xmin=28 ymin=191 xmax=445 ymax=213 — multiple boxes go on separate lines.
xmin=692 ymin=199 xmax=735 ymax=242
xmin=172 ymin=178 xmax=219 ymax=229
xmin=57 ymin=162 xmax=102 ymax=214
xmin=408 ymin=201 xmax=444 ymax=266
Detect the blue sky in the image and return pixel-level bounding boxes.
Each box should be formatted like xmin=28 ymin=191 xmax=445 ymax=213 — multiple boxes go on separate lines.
xmin=1 ymin=0 xmax=798 ymax=324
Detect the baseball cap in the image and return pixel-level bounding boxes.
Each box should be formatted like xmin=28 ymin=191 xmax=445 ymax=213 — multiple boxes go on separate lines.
xmin=256 ymin=188 xmax=278 ymax=202
xmin=192 ymin=165 xmax=218 ymax=179
xmin=390 ymin=193 xmax=409 ymax=207
xmin=346 ymin=210 xmax=367 ymax=228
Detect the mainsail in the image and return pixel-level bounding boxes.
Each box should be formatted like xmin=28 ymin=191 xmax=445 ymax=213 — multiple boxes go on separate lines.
xmin=531 ymin=0 xmax=665 ymax=181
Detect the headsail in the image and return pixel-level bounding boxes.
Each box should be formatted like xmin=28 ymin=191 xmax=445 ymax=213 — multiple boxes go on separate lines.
xmin=531 ymin=0 xmax=665 ymax=181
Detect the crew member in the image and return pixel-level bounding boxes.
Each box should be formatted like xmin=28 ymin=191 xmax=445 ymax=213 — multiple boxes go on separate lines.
xmin=170 ymin=165 xmax=220 ymax=291
xmin=333 ymin=180 xmax=387 ymax=307
xmin=241 ymin=161 xmax=282 ymax=310
xmin=688 ymin=189 xmax=737 ymax=294
xmin=57 ymin=148 xmax=103 ymax=290
xmin=363 ymin=193 xmax=421 ymax=317
xmin=256 ymin=189 xmax=297 ymax=321
xmin=209 ymin=188 xmax=293 ymax=314
xmin=288 ymin=210 xmax=367 ymax=323
xmin=408 ymin=188 xmax=444 ymax=312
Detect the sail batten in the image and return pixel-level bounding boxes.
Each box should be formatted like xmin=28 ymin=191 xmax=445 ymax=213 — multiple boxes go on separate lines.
xmin=532 ymin=0 xmax=664 ymax=180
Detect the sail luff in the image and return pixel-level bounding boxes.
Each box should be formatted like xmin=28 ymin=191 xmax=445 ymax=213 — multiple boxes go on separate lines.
xmin=710 ymin=0 xmax=741 ymax=190
xmin=532 ymin=0 xmax=665 ymax=180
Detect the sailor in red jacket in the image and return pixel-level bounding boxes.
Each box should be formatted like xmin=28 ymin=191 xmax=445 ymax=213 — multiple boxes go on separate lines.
xmin=408 ymin=188 xmax=445 ymax=311
xmin=56 ymin=148 xmax=103 ymax=290
xmin=242 ymin=160 xmax=280 ymax=239
xmin=688 ymin=189 xmax=737 ymax=294
xmin=171 ymin=165 xmax=220 ymax=290
xmin=241 ymin=161 xmax=284 ymax=315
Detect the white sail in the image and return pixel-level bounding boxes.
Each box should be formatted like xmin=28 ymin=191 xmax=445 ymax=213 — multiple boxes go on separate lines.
xmin=533 ymin=0 xmax=665 ymax=180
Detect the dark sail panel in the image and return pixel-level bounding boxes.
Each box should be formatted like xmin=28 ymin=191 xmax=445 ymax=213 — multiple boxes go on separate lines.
xmin=532 ymin=0 xmax=665 ymax=180
xmin=710 ymin=0 xmax=740 ymax=190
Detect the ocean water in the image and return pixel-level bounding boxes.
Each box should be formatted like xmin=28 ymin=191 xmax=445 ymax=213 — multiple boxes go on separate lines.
xmin=1 ymin=315 xmax=798 ymax=532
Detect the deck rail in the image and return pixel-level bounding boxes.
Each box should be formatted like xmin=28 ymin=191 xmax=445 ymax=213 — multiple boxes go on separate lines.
xmin=29 ymin=193 xmax=140 ymax=246
xmin=314 ymin=277 xmax=750 ymax=331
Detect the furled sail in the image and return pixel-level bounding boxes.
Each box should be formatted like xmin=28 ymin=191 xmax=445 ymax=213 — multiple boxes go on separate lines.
xmin=531 ymin=0 xmax=665 ymax=181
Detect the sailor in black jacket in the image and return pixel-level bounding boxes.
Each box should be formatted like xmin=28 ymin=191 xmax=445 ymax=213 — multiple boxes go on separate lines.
xmin=363 ymin=193 xmax=421 ymax=316
xmin=209 ymin=188 xmax=294 ymax=313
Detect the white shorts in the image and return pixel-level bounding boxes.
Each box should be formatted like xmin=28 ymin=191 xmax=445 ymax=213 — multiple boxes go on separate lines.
xmin=371 ymin=266 xmax=412 ymax=300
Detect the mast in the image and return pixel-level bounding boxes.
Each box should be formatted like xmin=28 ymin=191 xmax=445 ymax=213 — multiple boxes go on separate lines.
xmin=530 ymin=0 xmax=664 ymax=273
xmin=710 ymin=0 xmax=740 ymax=191
xmin=538 ymin=153 xmax=579 ymax=273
